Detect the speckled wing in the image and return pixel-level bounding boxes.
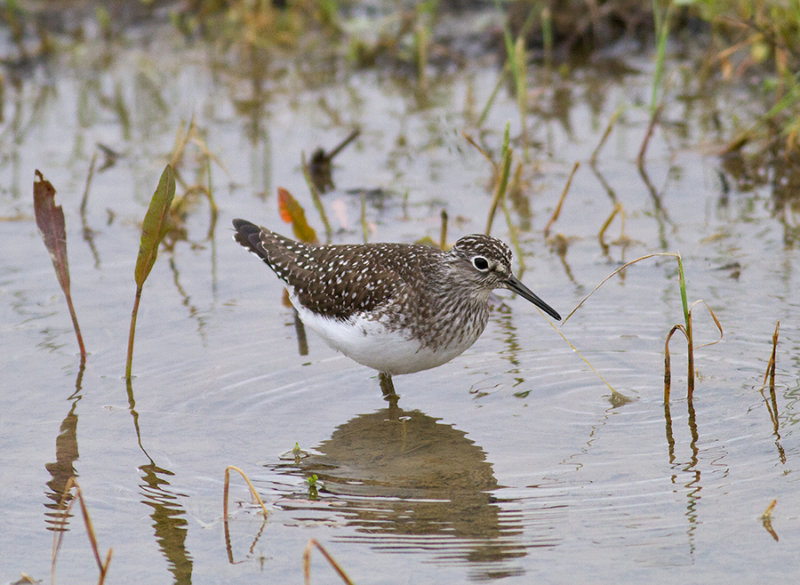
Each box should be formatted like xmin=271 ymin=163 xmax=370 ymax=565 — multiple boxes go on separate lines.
xmin=233 ymin=219 xmax=435 ymax=321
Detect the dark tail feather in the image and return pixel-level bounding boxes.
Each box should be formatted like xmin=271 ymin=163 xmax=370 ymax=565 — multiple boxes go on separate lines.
xmin=232 ymin=218 xmax=269 ymax=262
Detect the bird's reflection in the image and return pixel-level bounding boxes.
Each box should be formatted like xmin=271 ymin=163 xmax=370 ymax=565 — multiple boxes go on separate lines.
xmin=274 ymin=405 xmax=529 ymax=580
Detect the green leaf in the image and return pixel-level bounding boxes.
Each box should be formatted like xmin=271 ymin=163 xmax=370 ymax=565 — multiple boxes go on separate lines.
xmin=135 ymin=165 xmax=176 ymax=287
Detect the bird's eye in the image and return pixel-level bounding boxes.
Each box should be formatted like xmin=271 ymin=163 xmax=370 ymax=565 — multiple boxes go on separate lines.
xmin=472 ymin=256 xmax=489 ymax=271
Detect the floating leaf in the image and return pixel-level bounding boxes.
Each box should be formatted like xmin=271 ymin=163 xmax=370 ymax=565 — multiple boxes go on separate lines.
xmin=135 ymin=165 xmax=176 ymax=287
xmin=278 ymin=187 xmax=317 ymax=244
xmin=33 ymin=170 xmax=86 ymax=357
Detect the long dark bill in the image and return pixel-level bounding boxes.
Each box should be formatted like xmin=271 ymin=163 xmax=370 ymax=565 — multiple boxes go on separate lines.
xmin=506 ymin=274 xmax=561 ymax=320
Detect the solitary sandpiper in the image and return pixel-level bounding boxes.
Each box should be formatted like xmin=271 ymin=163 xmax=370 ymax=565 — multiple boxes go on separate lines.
xmin=233 ymin=219 xmax=561 ymax=397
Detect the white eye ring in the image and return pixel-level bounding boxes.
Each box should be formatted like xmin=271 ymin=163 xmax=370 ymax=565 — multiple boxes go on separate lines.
xmin=472 ymin=256 xmax=489 ymax=271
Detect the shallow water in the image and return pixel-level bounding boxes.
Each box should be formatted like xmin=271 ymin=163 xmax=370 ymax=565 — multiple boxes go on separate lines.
xmin=2 ymin=7 xmax=799 ymax=585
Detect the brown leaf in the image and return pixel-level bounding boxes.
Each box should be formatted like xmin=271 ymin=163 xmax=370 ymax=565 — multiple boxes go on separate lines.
xmin=33 ymin=170 xmax=70 ymax=293
xmin=33 ymin=170 xmax=86 ymax=356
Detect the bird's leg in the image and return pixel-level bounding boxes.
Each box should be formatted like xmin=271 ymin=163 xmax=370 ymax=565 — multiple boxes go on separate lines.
xmin=292 ymin=308 xmax=308 ymax=356
xmin=379 ymin=372 xmax=399 ymax=407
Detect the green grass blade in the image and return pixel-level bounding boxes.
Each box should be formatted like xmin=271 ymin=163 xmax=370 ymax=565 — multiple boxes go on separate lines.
xmin=485 ymin=123 xmax=513 ymax=235
xmin=676 ymin=252 xmax=689 ymax=331
xmin=649 ymin=0 xmax=672 ymax=116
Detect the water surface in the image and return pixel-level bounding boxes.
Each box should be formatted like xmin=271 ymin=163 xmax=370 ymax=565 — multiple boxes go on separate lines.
xmin=1 ymin=7 xmax=798 ymax=584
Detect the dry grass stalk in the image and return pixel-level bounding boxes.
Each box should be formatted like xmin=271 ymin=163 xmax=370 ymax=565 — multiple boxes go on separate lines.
xmin=590 ymin=106 xmax=623 ymax=164
xmin=663 ymin=323 xmax=686 ymax=405
xmin=563 ymin=252 xmax=722 ymax=404
xmin=303 ymin=539 xmax=354 ymax=585
xmin=544 ymin=161 xmax=579 ymax=238
xmin=761 ymin=499 xmax=779 ymax=542
xmin=51 ymin=477 xmax=112 ymax=585
xmin=664 ymin=299 xmax=723 ymax=402
xmin=460 ymin=129 xmax=513 ymax=238
xmin=758 ymin=321 xmax=781 ymax=430
xmin=223 ymin=465 xmax=269 ymax=522
xmin=762 ymin=320 xmax=780 ymax=390
xmin=542 ymin=314 xmax=627 ymax=401
xmin=461 ymin=131 xmax=493 ymax=166
xmin=597 ymin=201 xmax=626 ymax=252
xmin=222 ymin=465 xmax=269 ymax=563
xmin=563 ymin=253 xmax=675 ymax=323
xmin=484 ymin=143 xmax=513 ymax=236
xmin=637 ymin=104 xmax=663 ymax=167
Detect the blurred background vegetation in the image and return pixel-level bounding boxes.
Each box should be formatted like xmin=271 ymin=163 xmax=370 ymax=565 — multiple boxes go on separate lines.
xmin=1 ymin=0 xmax=798 ymax=180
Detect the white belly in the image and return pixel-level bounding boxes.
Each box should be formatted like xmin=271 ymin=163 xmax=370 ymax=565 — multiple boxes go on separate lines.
xmin=292 ymin=301 xmax=475 ymax=375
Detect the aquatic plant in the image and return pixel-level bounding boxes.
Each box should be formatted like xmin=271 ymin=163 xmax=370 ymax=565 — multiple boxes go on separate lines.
xmin=662 ymin=259 xmax=723 ymax=403
xmin=306 ymin=473 xmax=320 ymax=499
xmin=125 ymin=165 xmax=176 ymax=380
xmin=564 ymin=252 xmax=723 ymax=403
xmin=303 ymin=538 xmax=354 ymax=585
xmin=278 ymin=186 xmax=319 ymax=244
xmin=51 ymin=478 xmax=113 ymax=585
xmin=222 ymin=465 xmax=269 ymax=564
xmin=33 ymin=171 xmax=86 ymax=358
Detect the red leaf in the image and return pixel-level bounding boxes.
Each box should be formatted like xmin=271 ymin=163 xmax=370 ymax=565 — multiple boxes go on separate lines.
xmin=278 ymin=187 xmax=293 ymax=223
xmin=277 ymin=187 xmax=318 ymax=244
